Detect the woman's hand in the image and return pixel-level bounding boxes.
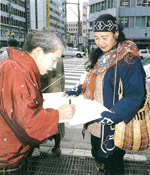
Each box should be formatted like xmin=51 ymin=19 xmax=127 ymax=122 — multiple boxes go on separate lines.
xmin=58 ymin=104 xmax=76 ymax=121
xmin=62 ymin=84 xmax=82 ymax=97
xmin=99 ymin=111 xmax=122 ymax=125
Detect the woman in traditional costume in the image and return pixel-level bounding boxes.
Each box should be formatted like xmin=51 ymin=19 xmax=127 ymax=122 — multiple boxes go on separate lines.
xmin=64 ymin=14 xmax=146 ymax=175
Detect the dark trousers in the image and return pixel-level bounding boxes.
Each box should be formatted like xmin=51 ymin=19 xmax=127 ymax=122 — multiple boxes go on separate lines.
xmin=91 ymin=135 xmax=125 ymax=175
xmin=95 ymin=149 xmax=125 ymax=175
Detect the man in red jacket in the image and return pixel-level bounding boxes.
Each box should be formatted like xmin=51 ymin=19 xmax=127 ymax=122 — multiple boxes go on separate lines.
xmin=0 ymin=28 xmax=76 ymax=174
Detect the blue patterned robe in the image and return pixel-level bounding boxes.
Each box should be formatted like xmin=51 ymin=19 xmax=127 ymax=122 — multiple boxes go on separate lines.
xmin=92 ymin=56 xmax=146 ymax=157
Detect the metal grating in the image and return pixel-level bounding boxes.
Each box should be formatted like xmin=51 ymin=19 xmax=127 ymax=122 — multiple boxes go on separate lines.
xmin=26 ymin=153 xmax=150 ymax=175
xmin=27 ymin=153 xmax=97 ymax=175
xmin=124 ymin=160 xmax=150 ymax=175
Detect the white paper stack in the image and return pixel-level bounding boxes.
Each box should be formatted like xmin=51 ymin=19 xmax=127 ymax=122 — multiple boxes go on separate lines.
xmin=43 ymin=92 xmax=109 ymax=126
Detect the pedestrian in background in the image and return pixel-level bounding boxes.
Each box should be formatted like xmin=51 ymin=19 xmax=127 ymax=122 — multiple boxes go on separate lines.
xmin=0 ymin=28 xmax=76 ymax=174
xmin=41 ymin=58 xmax=65 ymax=156
xmin=64 ymin=14 xmax=146 ymax=175
xmin=0 ymin=38 xmax=19 ymax=61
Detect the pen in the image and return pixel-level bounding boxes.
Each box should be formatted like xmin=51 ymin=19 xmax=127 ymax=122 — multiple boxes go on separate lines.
xmin=69 ymin=99 xmax=71 ymax=104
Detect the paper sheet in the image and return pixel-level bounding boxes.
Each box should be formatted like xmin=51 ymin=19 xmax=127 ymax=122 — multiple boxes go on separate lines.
xmin=43 ymin=92 xmax=110 ymax=126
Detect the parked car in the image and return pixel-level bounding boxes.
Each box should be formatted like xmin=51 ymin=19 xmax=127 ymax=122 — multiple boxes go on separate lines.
xmin=62 ymin=47 xmax=85 ymax=58
xmin=139 ymin=49 xmax=150 ymax=60
xmin=0 ymin=47 xmax=8 ymax=54
xmin=73 ymin=47 xmax=78 ymax=51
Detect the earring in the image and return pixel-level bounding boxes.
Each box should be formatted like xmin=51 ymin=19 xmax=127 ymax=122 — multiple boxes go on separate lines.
xmin=116 ymin=36 xmax=118 ymax=40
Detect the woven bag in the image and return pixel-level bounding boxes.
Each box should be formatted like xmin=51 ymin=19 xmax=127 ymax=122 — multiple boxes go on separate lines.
xmin=114 ymin=79 xmax=150 ymax=151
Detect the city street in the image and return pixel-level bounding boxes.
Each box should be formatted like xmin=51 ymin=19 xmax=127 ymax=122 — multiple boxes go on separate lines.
xmin=1 ymin=0 xmax=150 ymax=174
xmin=26 ymin=56 xmax=150 ymax=175
xmin=63 ymin=57 xmax=88 ymax=91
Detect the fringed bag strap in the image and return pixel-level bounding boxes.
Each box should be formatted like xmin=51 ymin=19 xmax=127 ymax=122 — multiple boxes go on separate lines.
xmin=113 ymin=61 xmax=118 ymax=105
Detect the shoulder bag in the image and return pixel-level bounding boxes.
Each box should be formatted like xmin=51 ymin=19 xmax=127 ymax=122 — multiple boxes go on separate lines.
xmin=114 ymin=64 xmax=150 ymax=151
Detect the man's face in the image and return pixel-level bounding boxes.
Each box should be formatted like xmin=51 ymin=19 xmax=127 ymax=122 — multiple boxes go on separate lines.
xmin=94 ymin=31 xmax=119 ymax=52
xmin=36 ymin=48 xmax=63 ymax=75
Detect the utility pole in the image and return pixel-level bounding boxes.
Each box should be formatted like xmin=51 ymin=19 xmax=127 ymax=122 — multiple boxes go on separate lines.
xmin=116 ymin=0 xmax=119 ymax=21
xmin=65 ymin=0 xmax=67 ymax=41
xmin=65 ymin=1 xmax=80 ymax=49
xmin=77 ymin=0 xmax=80 ymax=49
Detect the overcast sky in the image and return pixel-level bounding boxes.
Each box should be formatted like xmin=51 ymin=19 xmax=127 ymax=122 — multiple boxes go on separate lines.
xmin=66 ymin=0 xmax=88 ymax=22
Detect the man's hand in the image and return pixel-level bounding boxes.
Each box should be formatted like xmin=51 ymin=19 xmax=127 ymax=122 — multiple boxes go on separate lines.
xmin=58 ymin=104 xmax=76 ymax=121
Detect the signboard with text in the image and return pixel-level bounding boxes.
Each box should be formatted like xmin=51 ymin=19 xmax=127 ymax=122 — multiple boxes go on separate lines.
xmin=46 ymin=0 xmax=50 ymax=28
xmin=82 ymin=2 xmax=87 ymax=38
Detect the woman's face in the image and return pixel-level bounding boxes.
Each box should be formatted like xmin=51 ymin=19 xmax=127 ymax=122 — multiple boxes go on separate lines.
xmin=34 ymin=48 xmax=63 ymax=75
xmin=94 ymin=31 xmax=119 ymax=52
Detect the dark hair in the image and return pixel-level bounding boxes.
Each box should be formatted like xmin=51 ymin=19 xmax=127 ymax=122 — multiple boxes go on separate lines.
xmin=86 ymin=14 xmax=126 ymax=71
xmin=7 ymin=38 xmax=18 ymax=47
xmin=22 ymin=28 xmax=66 ymax=53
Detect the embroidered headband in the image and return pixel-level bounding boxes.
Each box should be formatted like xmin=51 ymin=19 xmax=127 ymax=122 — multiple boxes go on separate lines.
xmin=94 ymin=19 xmax=118 ymax=32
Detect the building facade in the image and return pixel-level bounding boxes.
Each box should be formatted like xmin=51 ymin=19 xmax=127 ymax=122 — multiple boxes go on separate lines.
xmin=67 ymin=21 xmax=78 ymax=47
xmin=88 ymin=0 xmax=150 ymax=50
xmin=0 ymin=0 xmax=66 ymax=48
xmin=27 ymin=0 xmax=65 ymax=35
xmin=0 ymin=0 xmax=26 ymax=47
xmin=67 ymin=22 xmax=78 ymax=34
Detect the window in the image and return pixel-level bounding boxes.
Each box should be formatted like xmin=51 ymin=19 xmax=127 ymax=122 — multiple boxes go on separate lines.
xmin=6 ymin=17 xmax=9 ymax=24
xmin=120 ymin=0 xmax=130 ymax=6
xmin=3 ymin=16 xmax=6 ymax=24
xmin=137 ymin=0 xmax=150 ymax=6
xmin=90 ymin=22 xmax=93 ymax=27
xmin=92 ymin=4 xmax=96 ymax=13
xmin=2 ymin=30 xmax=6 ymax=37
xmin=90 ymin=4 xmax=96 ymax=13
xmin=135 ymin=16 xmax=146 ymax=27
xmin=90 ymin=5 xmax=92 ymax=13
xmin=108 ymin=0 xmax=114 ymax=8
xmin=119 ymin=17 xmax=129 ymax=27
xmin=142 ymin=0 xmax=148 ymax=6
xmin=140 ymin=50 xmax=148 ymax=53
xmin=96 ymin=3 xmax=100 ymax=12
xmin=15 ymin=9 xmax=18 ymax=15
xmin=146 ymin=16 xmax=150 ymax=27
xmin=1 ymin=16 xmax=4 ymax=23
xmin=101 ymin=1 xmax=106 ymax=10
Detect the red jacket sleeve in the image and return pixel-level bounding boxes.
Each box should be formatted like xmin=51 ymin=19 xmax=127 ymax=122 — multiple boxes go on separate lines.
xmin=0 ymin=61 xmax=59 ymax=146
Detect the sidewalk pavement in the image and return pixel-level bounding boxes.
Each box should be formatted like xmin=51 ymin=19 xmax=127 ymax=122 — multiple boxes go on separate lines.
xmin=40 ymin=123 xmax=150 ymax=162
xmin=25 ymin=123 xmax=150 ymax=175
